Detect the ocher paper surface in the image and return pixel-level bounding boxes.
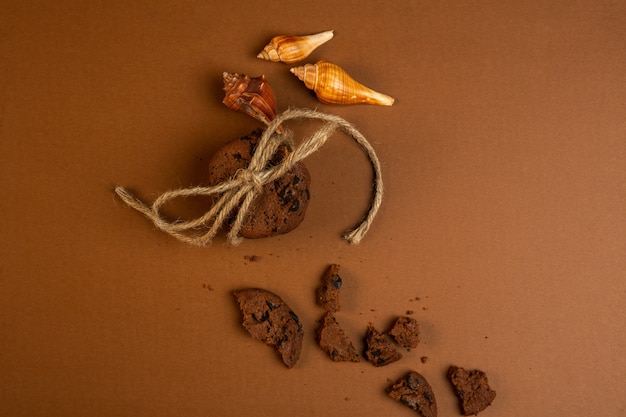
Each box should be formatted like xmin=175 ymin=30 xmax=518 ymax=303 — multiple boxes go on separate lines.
xmin=1 ymin=1 xmax=625 ymax=416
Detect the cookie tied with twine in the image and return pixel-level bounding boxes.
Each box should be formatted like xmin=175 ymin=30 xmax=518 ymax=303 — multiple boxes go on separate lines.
xmin=114 ymin=107 xmax=383 ymax=246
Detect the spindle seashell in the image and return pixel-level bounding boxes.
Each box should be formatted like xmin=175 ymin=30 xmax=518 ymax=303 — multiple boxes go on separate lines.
xmin=222 ymin=72 xmax=282 ymax=130
xmin=257 ymin=30 xmax=334 ymax=64
xmin=289 ymin=60 xmax=395 ymax=106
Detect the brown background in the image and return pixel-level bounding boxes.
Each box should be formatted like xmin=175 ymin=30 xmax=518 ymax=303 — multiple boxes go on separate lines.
xmin=1 ymin=1 xmax=625 ymax=416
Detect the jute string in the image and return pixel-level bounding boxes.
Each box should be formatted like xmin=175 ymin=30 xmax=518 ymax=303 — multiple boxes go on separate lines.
xmin=114 ymin=107 xmax=383 ymax=246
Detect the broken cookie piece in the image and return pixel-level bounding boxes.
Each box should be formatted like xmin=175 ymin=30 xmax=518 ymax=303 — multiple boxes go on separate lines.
xmin=364 ymin=324 xmax=402 ymax=366
xmin=389 ymin=316 xmax=421 ymax=350
xmin=387 ymin=371 xmax=437 ymax=417
xmin=447 ymin=365 xmax=496 ymax=415
xmin=316 ymin=312 xmax=360 ymax=362
xmin=233 ymin=288 xmax=304 ymax=368
xmin=316 ymin=264 xmax=342 ymax=312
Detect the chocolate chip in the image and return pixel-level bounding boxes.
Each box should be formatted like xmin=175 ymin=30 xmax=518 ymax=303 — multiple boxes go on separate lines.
xmin=289 ymin=199 xmax=300 ymax=212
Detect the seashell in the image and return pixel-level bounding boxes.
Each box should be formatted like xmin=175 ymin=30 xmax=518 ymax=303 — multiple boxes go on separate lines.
xmin=289 ymin=60 xmax=395 ymax=106
xmin=222 ymin=72 xmax=283 ymax=130
xmin=257 ymin=30 xmax=334 ymax=64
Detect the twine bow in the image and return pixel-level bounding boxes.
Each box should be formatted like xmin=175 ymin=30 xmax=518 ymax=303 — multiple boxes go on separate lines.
xmin=114 ymin=107 xmax=383 ymax=246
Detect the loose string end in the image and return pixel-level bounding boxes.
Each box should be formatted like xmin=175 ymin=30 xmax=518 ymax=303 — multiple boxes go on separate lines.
xmin=343 ymin=225 xmax=368 ymax=245
xmin=114 ymin=186 xmax=152 ymax=215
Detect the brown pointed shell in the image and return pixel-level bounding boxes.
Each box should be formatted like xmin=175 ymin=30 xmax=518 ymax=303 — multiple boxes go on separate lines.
xmin=222 ymin=72 xmax=282 ymax=130
xmin=257 ymin=30 xmax=334 ymax=64
xmin=289 ymin=60 xmax=395 ymax=106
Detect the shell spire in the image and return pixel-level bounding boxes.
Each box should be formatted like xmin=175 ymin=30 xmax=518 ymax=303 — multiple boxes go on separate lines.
xmin=289 ymin=60 xmax=395 ymax=106
xmin=257 ymin=30 xmax=334 ymax=64
xmin=222 ymin=72 xmax=283 ymax=131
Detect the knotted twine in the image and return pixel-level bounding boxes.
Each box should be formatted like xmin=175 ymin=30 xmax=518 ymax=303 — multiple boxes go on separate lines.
xmin=114 ymin=107 xmax=383 ymax=246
